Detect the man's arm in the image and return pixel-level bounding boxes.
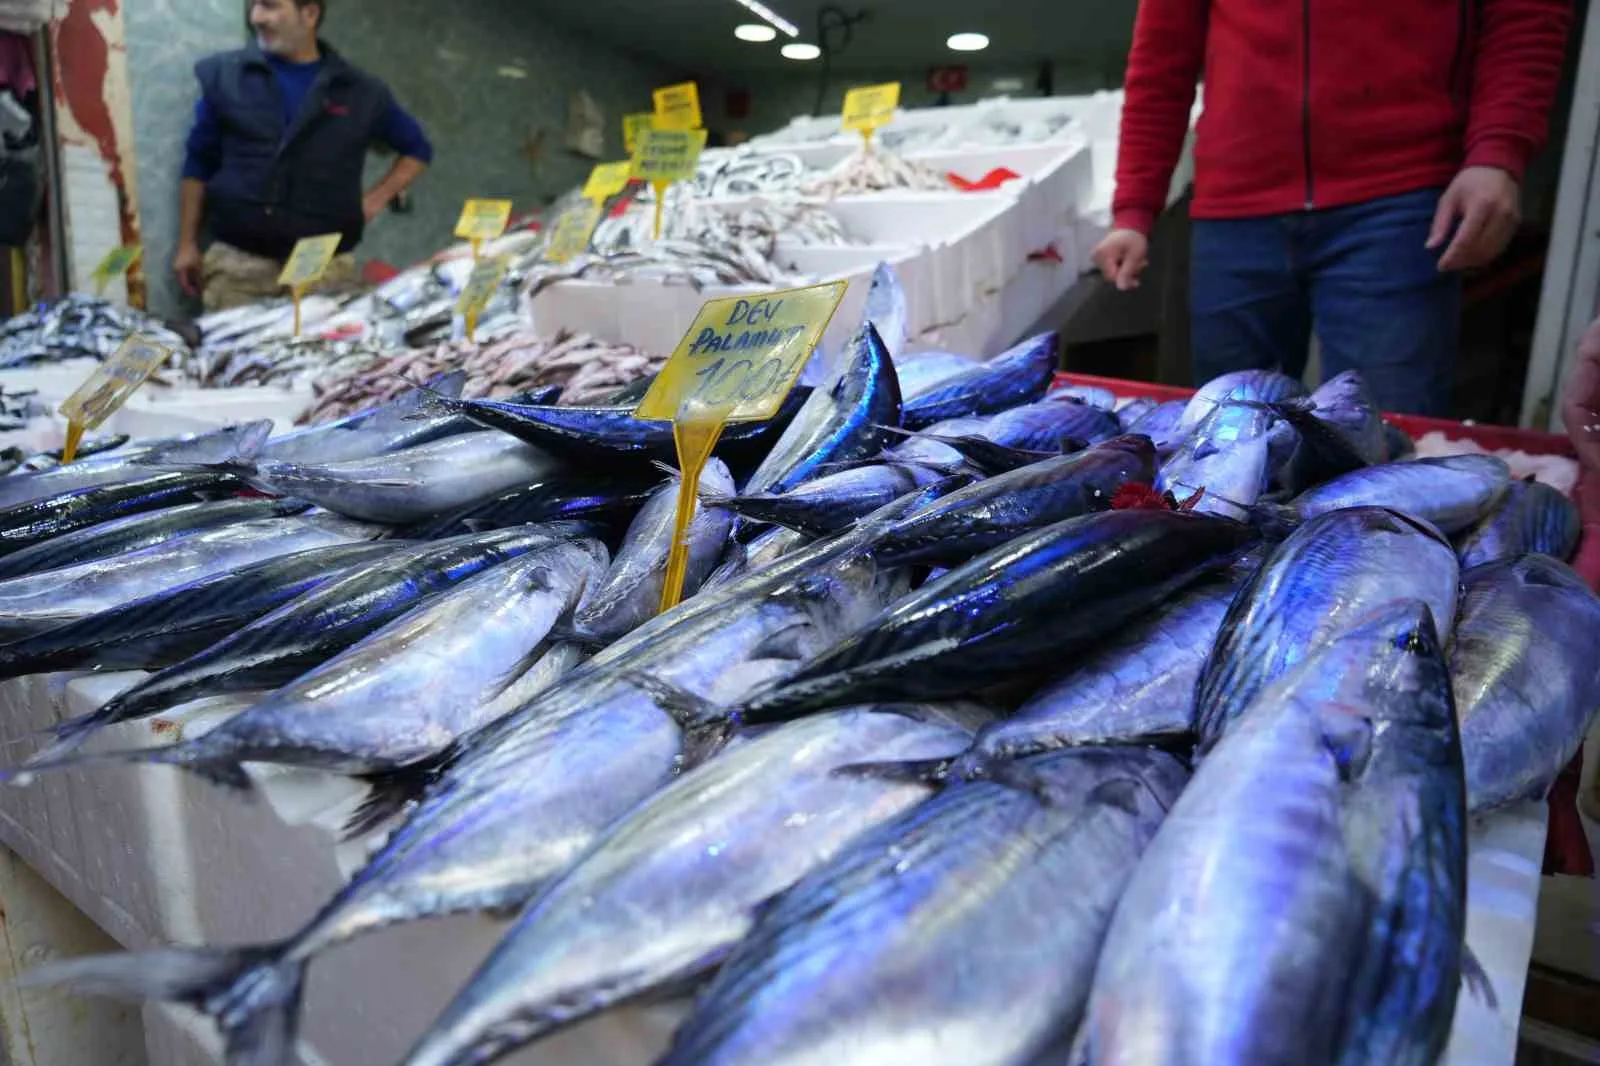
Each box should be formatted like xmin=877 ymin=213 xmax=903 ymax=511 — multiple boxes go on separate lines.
xmin=1429 ymin=0 xmax=1571 ymax=270
xmin=363 ymin=99 xmax=433 ymax=222
xmin=1111 ymin=0 xmax=1208 ymax=236
xmin=176 ymin=95 xmax=222 ymax=297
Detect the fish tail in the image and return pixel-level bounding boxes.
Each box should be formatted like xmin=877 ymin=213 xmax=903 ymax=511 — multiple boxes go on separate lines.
xmin=25 ymin=943 xmax=307 ymax=1066
xmin=1245 ymin=501 xmax=1300 ymax=539
xmin=8 ymin=737 xmax=252 ymax=792
xmin=343 ymin=755 xmax=452 ymax=840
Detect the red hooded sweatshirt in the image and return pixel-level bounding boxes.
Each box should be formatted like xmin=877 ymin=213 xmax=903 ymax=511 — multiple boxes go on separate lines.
xmin=1111 ymin=0 xmax=1572 ymax=235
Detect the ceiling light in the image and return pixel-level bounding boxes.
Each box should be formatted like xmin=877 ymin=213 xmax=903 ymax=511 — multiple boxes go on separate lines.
xmin=781 ymin=42 xmax=821 ymax=60
xmin=735 ymin=23 xmax=777 ymax=42
xmin=732 ymin=0 xmax=799 ymax=38
xmin=946 ymin=32 xmax=990 ymax=52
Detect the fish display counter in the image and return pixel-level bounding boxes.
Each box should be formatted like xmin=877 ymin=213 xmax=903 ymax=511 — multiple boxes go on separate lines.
xmin=0 ymin=268 xmax=1589 ymax=1066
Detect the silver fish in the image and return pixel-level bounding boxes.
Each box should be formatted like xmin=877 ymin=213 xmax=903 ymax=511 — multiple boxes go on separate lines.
xmin=0 ymin=513 xmax=379 ymax=642
xmin=1048 ymin=384 xmax=1119 ymax=410
xmin=1261 ymin=455 xmax=1511 ymax=535
xmin=1125 ymin=400 xmax=1188 ymax=457
xmin=1452 ymin=553 xmax=1600 ymax=814
xmin=661 ymin=746 xmax=1187 ymax=1066
xmin=248 ymin=431 xmax=565 ymax=524
xmin=574 ymin=460 xmax=735 ymax=641
xmin=256 ymin=372 xmax=473 ymax=464
xmin=1157 ymin=401 xmax=1292 ymax=519
xmin=0 ymin=420 xmax=272 ymax=510
xmin=84 ymin=539 xmax=610 ymax=782
xmin=18 ymin=542 xmax=907 ymax=1066
xmin=401 ymin=707 xmax=973 ymax=1066
xmin=895 ymin=350 xmax=981 ymax=398
xmin=1115 ymin=396 xmax=1159 ymax=429
xmin=863 ymin=261 xmax=910 ymax=360
xmin=1195 ymin=506 xmax=1460 ymax=750
xmin=702 ymin=525 xmax=813 ymax=592
xmin=1176 ymin=368 xmax=1307 ymax=434
xmin=1085 ymin=601 xmax=1467 ymax=1066
xmin=706 ymin=462 xmax=935 ymax=536
xmin=1455 ymin=478 xmax=1581 ymax=569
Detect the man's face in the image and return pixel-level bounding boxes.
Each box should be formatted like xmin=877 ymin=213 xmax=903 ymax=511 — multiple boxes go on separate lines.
xmin=250 ymin=0 xmax=318 ymax=57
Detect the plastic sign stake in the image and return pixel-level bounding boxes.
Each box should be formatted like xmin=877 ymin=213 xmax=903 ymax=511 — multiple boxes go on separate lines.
xmin=546 ymin=200 xmax=604 ymax=265
xmin=635 ymin=279 xmax=849 ymax=613
xmin=277 ymin=233 xmax=341 ymax=338
xmin=57 ymin=333 xmax=174 ymax=463
xmin=457 ymin=254 xmax=512 ymax=343
xmin=91 ymin=244 xmax=143 ymax=297
xmin=630 ymin=128 xmax=707 ymax=241
xmin=455 ymin=199 xmax=512 ymax=260
xmin=623 ymin=112 xmax=655 ymax=155
xmin=842 ymin=82 xmax=902 ymax=148
xmin=652 ymin=81 xmax=702 ymax=131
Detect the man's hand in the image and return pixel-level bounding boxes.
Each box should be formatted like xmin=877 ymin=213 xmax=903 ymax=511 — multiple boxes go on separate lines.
xmin=1563 ymin=316 xmax=1600 ymax=470
xmin=363 ymin=190 xmax=389 ymax=223
xmin=1427 ymin=166 xmax=1521 ymax=272
xmin=1092 ymin=229 xmax=1150 ymax=291
xmin=174 ymin=242 xmax=203 ymax=298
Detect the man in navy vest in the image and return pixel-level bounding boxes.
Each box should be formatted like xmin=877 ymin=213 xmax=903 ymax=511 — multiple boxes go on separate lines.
xmin=175 ymin=0 xmax=433 ymax=310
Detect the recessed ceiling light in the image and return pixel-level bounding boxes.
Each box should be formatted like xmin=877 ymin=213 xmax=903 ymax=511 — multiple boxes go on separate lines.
xmin=735 ymin=23 xmax=777 ymax=42
xmin=732 ymin=0 xmax=799 ymax=37
xmin=781 ymin=42 xmax=821 ymax=60
xmin=947 ymin=32 xmax=990 ymax=52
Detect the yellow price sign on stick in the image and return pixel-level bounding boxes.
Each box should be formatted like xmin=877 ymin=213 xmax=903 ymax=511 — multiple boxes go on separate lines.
xmin=278 ymin=233 xmax=342 ymax=339
xmin=546 ymin=201 xmax=604 ymax=265
xmin=631 ymin=128 xmax=707 ymax=240
xmin=583 ymin=161 xmax=634 ymax=203
xmin=57 ymin=333 xmax=174 ymax=462
xmin=623 ymin=112 xmax=656 ymax=154
xmin=842 ymin=82 xmax=902 ymax=145
xmin=454 ymin=198 xmax=513 ymax=261
xmin=634 ymin=280 xmax=849 ymax=613
xmin=91 ymin=244 xmax=143 ymax=297
xmin=652 ymin=81 xmax=702 ymax=131
xmin=456 ymin=254 xmax=512 ymax=343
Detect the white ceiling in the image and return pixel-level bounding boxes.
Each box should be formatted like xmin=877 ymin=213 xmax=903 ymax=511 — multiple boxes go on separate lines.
xmin=529 ymin=0 xmax=1137 ymax=78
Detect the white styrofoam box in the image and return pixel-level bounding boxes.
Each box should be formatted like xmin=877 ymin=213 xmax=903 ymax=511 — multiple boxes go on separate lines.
xmin=0 ymin=660 xmax=1545 ymax=1066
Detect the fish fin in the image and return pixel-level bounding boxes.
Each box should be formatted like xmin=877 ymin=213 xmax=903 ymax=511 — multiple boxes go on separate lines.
xmin=618 ymin=671 xmax=735 ymax=771
xmin=1460 ymin=945 xmax=1499 ymax=1009
xmin=875 ymin=423 xmax=917 ymax=438
xmin=522 ymin=566 xmax=554 ymax=595
xmin=229 ymin=420 xmax=275 ymax=463
xmin=544 ymin=623 xmax=608 ymax=652
xmin=649 ymin=459 xmax=683 ymax=481
xmin=1085 ymin=777 xmax=1144 ymax=817
xmin=749 ymin=622 xmax=814 ymax=662
xmin=1246 ymin=501 xmax=1300 ymax=539
xmin=1317 ymin=709 xmax=1375 ymax=783
xmin=343 ymin=756 xmax=450 ymax=839
xmin=833 ymin=756 xmax=955 ymax=787
xmin=24 ymin=942 xmax=307 ymax=1066
xmin=422 ymin=369 xmax=468 ymax=399
xmin=400 ymin=383 xmax=465 ymax=423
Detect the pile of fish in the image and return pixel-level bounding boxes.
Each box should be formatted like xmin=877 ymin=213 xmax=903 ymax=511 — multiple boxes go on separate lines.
xmin=0 ymin=263 xmax=1594 ymax=1066
xmin=801 ymin=146 xmax=951 ymax=197
xmin=0 ymin=293 xmax=191 ymax=370
xmin=298 ymin=329 xmax=665 ymax=423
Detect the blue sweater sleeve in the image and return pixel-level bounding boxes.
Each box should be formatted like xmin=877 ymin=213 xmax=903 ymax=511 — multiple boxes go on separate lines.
xmin=182 ymin=95 xmax=223 ymax=182
xmin=377 ymin=99 xmax=433 ymax=163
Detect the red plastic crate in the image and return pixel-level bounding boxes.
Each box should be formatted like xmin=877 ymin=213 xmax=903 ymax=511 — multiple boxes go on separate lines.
xmin=1053 ymin=372 xmax=1594 ymax=876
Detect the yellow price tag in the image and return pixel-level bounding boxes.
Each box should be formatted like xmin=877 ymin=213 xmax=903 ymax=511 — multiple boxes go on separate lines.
xmin=58 ymin=334 xmax=173 ymax=433
xmin=630 ymin=128 xmax=707 ymax=184
xmin=623 ymin=112 xmax=656 ymax=154
xmin=653 ymin=81 xmax=702 ymax=131
xmin=454 ymin=199 xmax=513 ymax=243
xmin=91 ymin=244 xmax=143 ymax=296
xmin=456 ymin=254 xmax=512 ymax=342
xmin=546 ymin=201 xmax=604 ymax=265
xmin=843 ymin=82 xmax=902 ymax=140
xmin=636 ymin=281 xmax=847 ymax=612
xmin=277 ymin=234 xmax=342 ymax=288
xmin=583 ymin=161 xmax=634 ymax=203
xmin=636 ymin=281 xmax=848 ymax=423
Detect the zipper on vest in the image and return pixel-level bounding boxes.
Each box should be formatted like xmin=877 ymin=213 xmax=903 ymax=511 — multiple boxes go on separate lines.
xmin=1302 ymin=0 xmax=1314 ymax=210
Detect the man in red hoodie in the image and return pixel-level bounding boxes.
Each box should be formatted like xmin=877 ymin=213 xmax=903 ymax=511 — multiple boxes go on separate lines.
xmin=1092 ymin=0 xmax=1570 ymax=415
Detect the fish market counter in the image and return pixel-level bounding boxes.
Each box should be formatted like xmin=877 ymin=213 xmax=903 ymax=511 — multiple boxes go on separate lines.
xmin=0 ymin=666 xmax=1554 ymax=1066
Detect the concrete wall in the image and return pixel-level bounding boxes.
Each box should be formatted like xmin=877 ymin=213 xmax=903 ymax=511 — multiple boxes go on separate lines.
xmin=122 ymin=0 xmax=676 ymax=317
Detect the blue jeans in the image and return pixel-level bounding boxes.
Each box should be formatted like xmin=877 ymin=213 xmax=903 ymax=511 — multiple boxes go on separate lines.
xmin=1190 ymin=188 xmax=1461 ymax=417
